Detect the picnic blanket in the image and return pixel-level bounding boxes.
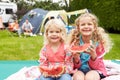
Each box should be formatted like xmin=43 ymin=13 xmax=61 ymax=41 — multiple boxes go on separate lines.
xmin=0 ymin=60 xmax=39 ymax=80
xmin=102 ymin=60 xmax=120 ymax=80
xmin=3 ymin=60 xmax=120 ymax=80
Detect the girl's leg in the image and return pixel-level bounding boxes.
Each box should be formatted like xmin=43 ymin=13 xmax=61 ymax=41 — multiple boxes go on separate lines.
xmin=73 ymin=71 xmax=84 ymax=80
xmin=85 ymin=70 xmax=100 ymax=80
xmin=58 ymin=73 xmax=72 ymax=80
xmin=39 ymin=75 xmax=54 ymax=80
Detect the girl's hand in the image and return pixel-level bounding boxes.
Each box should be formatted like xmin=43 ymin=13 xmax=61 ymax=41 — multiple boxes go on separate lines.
xmin=73 ymin=53 xmax=80 ymax=63
xmin=85 ymin=45 xmax=97 ymax=61
xmin=42 ymin=72 xmax=49 ymax=77
xmin=54 ymin=74 xmax=61 ymax=78
xmin=43 ymin=72 xmax=61 ymax=78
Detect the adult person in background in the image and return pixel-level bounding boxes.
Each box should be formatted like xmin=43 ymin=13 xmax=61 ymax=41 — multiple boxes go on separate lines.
xmin=0 ymin=16 xmax=5 ymax=30
xmin=13 ymin=20 xmax=21 ymax=37
xmin=22 ymin=19 xmax=33 ymax=36
xmin=8 ymin=20 xmax=21 ymax=37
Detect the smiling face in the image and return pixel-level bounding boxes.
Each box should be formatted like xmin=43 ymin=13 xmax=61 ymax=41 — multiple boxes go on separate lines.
xmin=47 ymin=26 xmax=62 ymax=44
xmin=79 ymin=17 xmax=95 ymax=36
xmin=44 ymin=19 xmax=66 ymax=45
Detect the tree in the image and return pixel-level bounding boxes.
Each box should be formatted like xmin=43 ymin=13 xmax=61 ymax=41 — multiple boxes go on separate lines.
xmin=67 ymin=0 xmax=120 ymax=33
xmin=16 ymin=0 xmax=62 ymax=19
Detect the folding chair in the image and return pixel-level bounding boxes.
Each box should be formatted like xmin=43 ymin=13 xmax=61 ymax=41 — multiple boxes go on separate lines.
xmin=24 ymin=32 xmax=33 ymax=37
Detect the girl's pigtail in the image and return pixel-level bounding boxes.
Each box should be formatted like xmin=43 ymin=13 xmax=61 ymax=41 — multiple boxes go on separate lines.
xmin=97 ymin=27 xmax=113 ymax=53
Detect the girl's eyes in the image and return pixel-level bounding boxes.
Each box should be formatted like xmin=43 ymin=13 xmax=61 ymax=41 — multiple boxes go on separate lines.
xmin=80 ymin=23 xmax=93 ymax=26
xmin=49 ymin=31 xmax=53 ymax=33
xmin=56 ymin=31 xmax=60 ymax=33
xmin=88 ymin=23 xmax=92 ymax=25
xmin=49 ymin=31 xmax=60 ymax=33
xmin=80 ymin=23 xmax=85 ymax=26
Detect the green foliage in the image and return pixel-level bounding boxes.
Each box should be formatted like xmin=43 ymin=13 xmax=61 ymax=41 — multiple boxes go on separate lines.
xmin=16 ymin=1 xmax=31 ymax=19
xmin=91 ymin=0 xmax=120 ymax=33
xmin=16 ymin=0 xmax=62 ymax=19
xmin=68 ymin=0 xmax=120 ymax=33
xmin=33 ymin=1 xmax=62 ymax=10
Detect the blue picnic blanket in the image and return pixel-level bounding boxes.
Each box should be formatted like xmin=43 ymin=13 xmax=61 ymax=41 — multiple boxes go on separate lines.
xmin=0 ymin=60 xmax=39 ymax=80
xmin=1 ymin=60 xmax=120 ymax=80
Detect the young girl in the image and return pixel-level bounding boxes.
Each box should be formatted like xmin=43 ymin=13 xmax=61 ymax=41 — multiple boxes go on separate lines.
xmin=67 ymin=13 xmax=113 ymax=80
xmin=39 ymin=19 xmax=73 ymax=80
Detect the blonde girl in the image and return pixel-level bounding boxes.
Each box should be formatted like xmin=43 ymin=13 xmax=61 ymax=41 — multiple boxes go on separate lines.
xmin=67 ymin=13 xmax=113 ymax=80
xmin=39 ymin=19 xmax=73 ymax=80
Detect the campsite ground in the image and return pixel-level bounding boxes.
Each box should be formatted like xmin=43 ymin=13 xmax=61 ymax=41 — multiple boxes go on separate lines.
xmin=0 ymin=30 xmax=120 ymax=60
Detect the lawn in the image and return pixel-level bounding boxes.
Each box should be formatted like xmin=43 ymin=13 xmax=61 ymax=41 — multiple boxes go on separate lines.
xmin=104 ymin=33 xmax=120 ymax=59
xmin=0 ymin=30 xmax=120 ymax=60
xmin=0 ymin=30 xmax=43 ymax=60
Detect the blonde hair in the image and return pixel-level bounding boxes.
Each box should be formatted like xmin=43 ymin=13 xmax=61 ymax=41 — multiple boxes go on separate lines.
xmin=68 ymin=13 xmax=113 ymax=53
xmin=44 ymin=19 xmax=66 ymax=45
xmin=97 ymin=27 xmax=113 ymax=53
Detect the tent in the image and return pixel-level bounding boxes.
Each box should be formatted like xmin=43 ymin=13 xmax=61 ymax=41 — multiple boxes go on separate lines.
xmin=19 ymin=8 xmax=68 ymax=34
xmin=40 ymin=10 xmax=68 ymax=34
xmin=19 ymin=8 xmax=48 ymax=34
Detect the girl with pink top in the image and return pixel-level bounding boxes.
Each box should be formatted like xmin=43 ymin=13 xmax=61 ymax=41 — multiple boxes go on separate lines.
xmin=39 ymin=19 xmax=73 ymax=80
xmin=67 ymin=13 xmax=113 ymax=80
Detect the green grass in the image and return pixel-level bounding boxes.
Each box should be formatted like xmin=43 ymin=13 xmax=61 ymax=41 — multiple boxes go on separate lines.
xmin=0 ymin=30 xmax=43 ymax=60
xmin=104 ymin=34 xmax=120 ymax=59
xmin=0 ymin=30 xmax=120 ymax=60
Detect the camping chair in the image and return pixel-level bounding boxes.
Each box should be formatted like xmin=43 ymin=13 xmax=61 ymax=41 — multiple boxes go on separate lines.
xmin=22 ymin=27 xmax=34 ymax=37
xmin=24 ymin=32 xmax=33 ymax=37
